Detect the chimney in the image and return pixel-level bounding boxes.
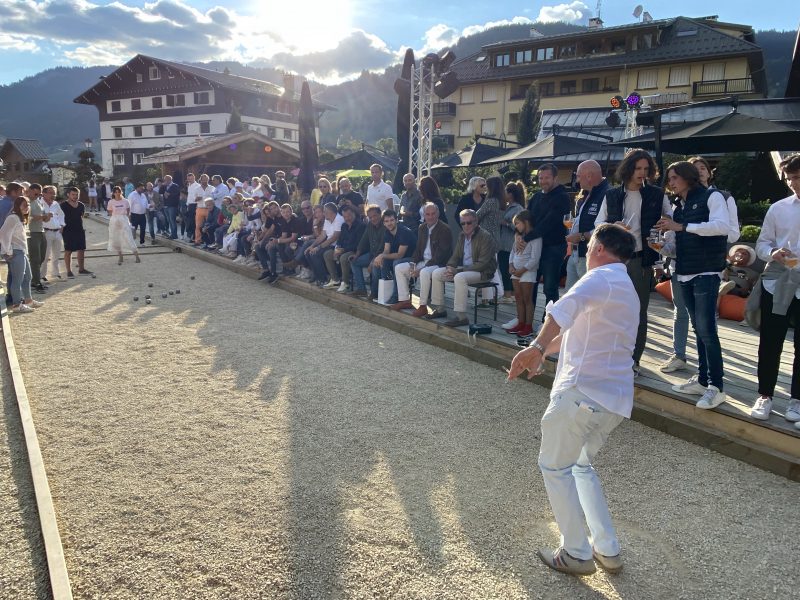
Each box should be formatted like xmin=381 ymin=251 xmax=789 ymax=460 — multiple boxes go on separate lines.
xmin=588 ymin=17 xmax=604 ymax=29
xmin=283 ymin=73 xmax=295 ymax=98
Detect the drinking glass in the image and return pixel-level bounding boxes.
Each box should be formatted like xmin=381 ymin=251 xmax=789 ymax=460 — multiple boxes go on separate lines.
xmin=562 ymin=211 xmax=574 ymax=230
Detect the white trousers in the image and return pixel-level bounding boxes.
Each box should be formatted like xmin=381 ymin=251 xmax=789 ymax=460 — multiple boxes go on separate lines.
xmin=43 ymin=230 xmax=63 ymax=277
xmin=431 ymin=268 xmax=482 ymax=313
xmin=395 ymin=261 xmax=438 ymax=304
xmin=538 ymin=387 xmax=624 ymax=561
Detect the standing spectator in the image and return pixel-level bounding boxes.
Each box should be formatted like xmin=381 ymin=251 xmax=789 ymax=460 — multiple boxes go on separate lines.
xmin=86 ymin=179 xmax=99 ymax=213
xmin=2 ymin=183 xmax=23 ymax=305
xmin=350 ymin=205 xmax=386 ymax=298
xmin=106 ymin=186 xmax=141 ymax=265
xmin=273 ymin=171 xmax=290 ymax=203
xmin=185 ymin=172 xmax=202 ymax=242
xmin=372 ymin=209 xmax=416 ymax=303
xmin=429 ymin=210 xmax=498 ymax=327
xmin=506 ymin=211 xmax=541 ymax=338
xmin=689 ymin=156 xmax=740 ymax=244
xmin=160 ymin=175 xmax=181 ymax=239
xmin=26 ymin=183 xmax=49 ymax=293
xmin=211 ymin=175 xmax=228 ymax=209
xmin=455 ymin=177 xmax=485 ymax=227
xmin=596 ymin=150 xmax=672 ymax=375
xmin=565 ymin=160 xmax=608 ymax=291
xmin=0 ymin=196 xmax=43 ymax=313
xmin=418 ymin=176 xmax=448 ymax=225
xmin=477 ymin=175 xmax=504 ymax=302
xmin=748 ymin=153 xmax=800 ymax=424
xmin=657 ymin=161 xmax=728 ymax=410
xmin=60 ymin=187 xmax=92 ymax=278
xmin=127 ymin=182 xmax=149 ymax=246
xmin=499 ymin=181 xmax=525 ymax=303
xmin=524 ymin=163 xmax=571 ymax=317
xmin=392 ymin=202 xmax=452 ymax=314
xmin=41 ymin=185 xmax=65 ymax=281
xmin=123 ymin=177 xmax=134 ymax=197
xmin=366 ymin=164 xmax=394 ymax=212
xmin=399 ymin=173 xmax=422 ymax=229
xmin=97 ymin=178 xmax=112 ymax=212
xmin=326 ymin=205 xmax=365 ymax=292
xmin=192 ymin=175 xmax=214 ymax=245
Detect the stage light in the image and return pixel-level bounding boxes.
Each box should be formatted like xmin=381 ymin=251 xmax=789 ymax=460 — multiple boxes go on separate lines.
xmin=264 ymin=145 xmax=272 ymax=153
xmin=626 ymin=92 xmax=642 ymax=107
xmin=605 ymin=111 xmax=621 ymax=128
xmin=610 ymin=95 xmax=624 ymax=109
xmin=229 ymin=143 xmax=237 ymax=150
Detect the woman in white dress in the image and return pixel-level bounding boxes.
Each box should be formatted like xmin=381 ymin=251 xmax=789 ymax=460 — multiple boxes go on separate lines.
xmin=106 ymin=186 xmax=141 ymax=265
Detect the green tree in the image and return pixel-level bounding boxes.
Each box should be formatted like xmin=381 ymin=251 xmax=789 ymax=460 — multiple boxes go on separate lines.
xmin=714 ymin=153 xmax=752 ymax=200
xmin=74 ymin=149 xmax=102 ymax=189
xmin=226 ymin=105 xmax=243 ymax=133
xmin=517 ymin=84 xmax=541 ymax=146
xmin=375 ymin=137 xmax=398 ymax=156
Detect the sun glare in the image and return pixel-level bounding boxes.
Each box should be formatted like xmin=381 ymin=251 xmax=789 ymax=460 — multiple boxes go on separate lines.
xmin=252 ymin=0 xmax=353 ymax=55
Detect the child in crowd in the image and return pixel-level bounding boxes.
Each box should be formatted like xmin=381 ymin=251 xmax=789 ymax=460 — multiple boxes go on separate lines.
xmin=507 ymin=211 xmax=541 ymax=337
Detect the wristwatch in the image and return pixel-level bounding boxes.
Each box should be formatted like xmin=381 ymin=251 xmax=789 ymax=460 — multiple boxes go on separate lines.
xmin=531 ymin=340 xmax=545 ymax=353
xmin=579 ymin=233 xmax=586 ymax=242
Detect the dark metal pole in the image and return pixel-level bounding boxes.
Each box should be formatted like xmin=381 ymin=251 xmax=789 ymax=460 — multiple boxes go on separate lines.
xmin=653 ymin=113 xmax=664 ymax=186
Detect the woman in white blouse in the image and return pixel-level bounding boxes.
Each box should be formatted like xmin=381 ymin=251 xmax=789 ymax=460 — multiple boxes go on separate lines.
xmin=0 ymin=196 xmax=44 ymax=313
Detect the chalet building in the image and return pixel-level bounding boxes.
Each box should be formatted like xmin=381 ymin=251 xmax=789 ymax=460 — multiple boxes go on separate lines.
xmin=74 ymin=55 xmax=332 ymax=176
xmin=437 ymin=16 xmax=767 ymax=150
xmin=0 ymin=138 xmax=50 ymax=184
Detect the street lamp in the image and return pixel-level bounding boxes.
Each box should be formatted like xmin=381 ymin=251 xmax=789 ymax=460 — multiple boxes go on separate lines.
xmin=84 ymin=138 xmax=93 ymax=149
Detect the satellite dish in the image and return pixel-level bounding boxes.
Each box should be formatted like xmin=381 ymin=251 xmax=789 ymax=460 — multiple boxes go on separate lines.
xmin=633 ymin=5 xmax=643 ymax=18
xmin=643 ymin=11 xmax=653 ymax=22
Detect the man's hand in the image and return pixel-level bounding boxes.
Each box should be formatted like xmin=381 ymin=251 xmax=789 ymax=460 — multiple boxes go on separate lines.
xmin=334 ymin=248 xmax=344 ymax=257
xmin=514 ymin=236 xmax=526 ymax=252
xmin=507 ymin=346 xmax=545 ymax=381
xmin=565 ymin=232 xmax=581 ymax=244
xmin=771 ymin=248 xmax=792 ymax=264
xmin=656 ymin=217 xmax=682 ymax=232
xmin=373 ymin=254 xmax=384 ymax=267
xmin=308 ymin=246 xmax=319 ymax=255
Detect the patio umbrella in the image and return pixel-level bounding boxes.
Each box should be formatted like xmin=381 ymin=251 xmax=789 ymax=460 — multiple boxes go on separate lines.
xmin=393 ymin=49 xmax=415 ymax=189
xmin=321 ymin=147 xmax=399 ymax=172
xmin=431 ymin=142 xmax=509 ymax=169
xmin=478 ymin=134 xmax=609 ymax=165
xmin=297 ymin=81 xmax=319 ymax=194
xmin=336 ymin=169 xmax=371 ymax=179
xmin=606 ymin=111 xmax=800 ymax=154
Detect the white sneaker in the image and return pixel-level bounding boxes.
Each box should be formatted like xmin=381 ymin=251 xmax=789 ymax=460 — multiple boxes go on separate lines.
xmin=785 ymin=399 xmax=800 ymax=422
xmin=671 ymin=375 xmax=707 ymax=396
xmin=323 ymin=280 xmax=340 ymax=289
xmin=660 ymin=354 xmax=688 ymax=373
xmin=336 ymin=282 xmax=348 ymax=293
xmin=13 ymin=304 xmax=34 ymax=314
xmin=27 ymin=300 xmax=45 ymax=308
xmin=501 ymin=317 xmax=519 ymax=330
xmin=696 ymin=385 xmax=726 ymax=410
xmin=750 ymin=396 xmax=773 ymax=420
xmin=233 ymin=256 xmax=245 ymax=264
xmin=302 ymin=268 xmax=313 ymax=280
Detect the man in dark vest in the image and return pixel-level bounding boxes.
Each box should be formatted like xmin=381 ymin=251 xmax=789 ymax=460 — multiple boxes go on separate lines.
xmin=565 ymin=160 xmax=608 ymax=290
xmin=657 ymin=161 xmax=729 ymax=410
xmin=595 ymin=149 xmax=672 ymax=375
xmin=524 ymin=163 xmax=571 ymax=314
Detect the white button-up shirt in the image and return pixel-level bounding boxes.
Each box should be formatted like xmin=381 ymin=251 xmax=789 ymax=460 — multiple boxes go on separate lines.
xmin=756 ymin=194 xmax=800 ymax=299
xmin=44 ymin=200 xmax=65 ymax=230
xmin=186 ymin=181 xmax=203 ymax=206
xmin=547 ymin=262 xmax=639 ymax=418
xmin=127 ymin=190 xmax=149 ymax=215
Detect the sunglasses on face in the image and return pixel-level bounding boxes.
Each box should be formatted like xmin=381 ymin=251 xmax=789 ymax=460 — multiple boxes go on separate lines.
xmin=462 ymin=220 xmax=476 ymax=225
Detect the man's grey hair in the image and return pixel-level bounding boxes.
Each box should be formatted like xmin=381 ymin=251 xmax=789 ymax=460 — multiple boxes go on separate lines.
xmin=459 ymin=208 xmax=477 ymax=220
xmin=422 ymin=201 xmax=439 ymax=216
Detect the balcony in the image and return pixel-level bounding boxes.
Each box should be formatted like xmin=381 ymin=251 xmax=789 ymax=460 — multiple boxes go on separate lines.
xmin=693 ymin=78 xmax=758 ymax=98
xmin=433 ymin=102 xmax=456 ymax=117
xmin=433 ymin=134 xmax=455 ymax=149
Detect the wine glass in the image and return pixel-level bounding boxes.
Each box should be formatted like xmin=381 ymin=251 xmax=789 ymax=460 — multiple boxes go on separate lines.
xmin=786 ymin=240 xmax=799 ymax=269
xmin=562 ymin=211 xmax=574 ymax=230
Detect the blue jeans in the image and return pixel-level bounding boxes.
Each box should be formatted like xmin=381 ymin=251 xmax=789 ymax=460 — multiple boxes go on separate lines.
xmin=352 ymin=253 xmax=376 ymax=294
xmin=146 ymin=210 xmax=157 ymax=239
xmin=680 ymin=275 xmax=724 ymax=390
xmin=670 ymin=278 xmax=690 ymax=360
xmin=564 ymin=251 xmax=587 ymax=292
xmin=5 ymin=250 xmax=32 ymax=305
xmin=165 ymin=206 xmax=179 ymax=239
xmin=532 ymin=243 xmax=566 ymax=313
xmin=380 ymin=257 xmax=411 ymax=304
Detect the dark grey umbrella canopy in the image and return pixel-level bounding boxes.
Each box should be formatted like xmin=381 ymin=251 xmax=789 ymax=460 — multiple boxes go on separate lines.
xmin=393 ymin=49 xmax=415 ymax=190
xmin=607 ymin=111 xmax=800 ymax=154
xmin=297 ymin=81 xmax=319 ymax=194
xmin=431 ymin=142 xmax=509 ymax=169
xmin=321 ymin=147 xmax=399 ymax=172
xmin=478 ymin=134 xmax=608 ymax=165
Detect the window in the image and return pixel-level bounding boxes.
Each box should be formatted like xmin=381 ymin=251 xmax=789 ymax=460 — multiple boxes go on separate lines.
xmin=512 ymin=83 xmax=530 ymax=100
xmin=515 ymin=49 xmax=532 ymax=64
xmin=111 ymin=100 xmax=121 ymax=112
xmin=669 ymin=66 xmax=691 ymax=87
xmin=23 ymin=162 xmax=29 ymax=171
xmin=113 ymin=127 xmax=123 ymax=138
xmin=194 ymin=91 xmax=210 ymax=105
xmin=113 ymin=153 xmax=125 ymax=166
xmin=131 ymin=98 xmax=141 ymax=111
xmin=495 ymin=53 xmax=510 ymax=67
xmin=559 ymin=44 xmax=576 ymax=59
xmin=536 ymin=47 xmax=554 ymax=61
xmin=482 ymin=85 xmax=497 ymax=102
xmin=637 ymin=69 xmax=658 ymax=89
xmin=702 ymin=63 xmax=725 ymax=82
xmin=152 ymin=96 xmax=163 ymax=109
xmin=480 ymin=118 xmax=496 ymax=136
xmin=166 ymin=94 xmax=185 ymax=107
xmin=539 ymin=82 xmax=555 ymax=97
xmin=267 ymin=126 xmax=276 ymax=138
xmin=632 ymin=33 xmax=653 ymax=51
xmin=582 ymin=78 xmax=600 ymax=93
xmin=133 ymin=126 xmax=142 ymax=137
xmin=176 ymin=123 xmax=187 ymax=135
xmin=460 ymin=87 xmax=474 ymax=104
xmin=133 ymin=153 xmax=144 ymax=165
xmin=200 ymin=121 xmax=211 ymax=134
xmin=508 ymin=113 xmax=519 ymax=133
xmin=149 ymin=66 xmax=160 ymax=80
xmin=560 ymin=80 xmax=577 ymax=95
xmin=154 ymin=124 xmax=164 ymax=136
xmin=611 ymin=38 xmax=626 ymax=52
xmin=136 ymin=73 xmax=143 ymax=83
xmin=458 ymin=120 xmax=473 ymax=137
xmin=283 ymin=128 xmax=293 ymax=140
xmin=603 ymin=75 xmax=620 ymax=91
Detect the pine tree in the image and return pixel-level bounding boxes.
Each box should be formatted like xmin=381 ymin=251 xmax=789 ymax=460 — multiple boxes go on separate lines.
xmin=517 ymin=84 xmax=541 ymax=146
xmin=226 ymin=105 xmax=243 ymax=133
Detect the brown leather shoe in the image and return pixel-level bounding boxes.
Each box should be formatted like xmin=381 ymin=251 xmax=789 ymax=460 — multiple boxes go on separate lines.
xmin=411 ymin=305 xmax=429 ymax=318
xmin=423 ymin=308 xmax=447 ymax=320
xmin=390 ymin=300 xmax=413 ymax=311
xmin=350 ymin=289 xmax=367 ymax=297
xmin=444 ymin=317 xmax=469 ymax=327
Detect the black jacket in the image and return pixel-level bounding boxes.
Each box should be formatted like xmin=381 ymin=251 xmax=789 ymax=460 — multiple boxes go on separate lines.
xmin=525 ymin=184 xmax=571 ymax=247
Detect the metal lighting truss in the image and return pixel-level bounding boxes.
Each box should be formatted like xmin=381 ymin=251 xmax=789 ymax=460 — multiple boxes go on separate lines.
xmin=409 ymin=61 xmax=436 ymax=177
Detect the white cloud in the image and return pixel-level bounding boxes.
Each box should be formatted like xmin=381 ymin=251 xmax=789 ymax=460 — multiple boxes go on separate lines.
xmin=419 ymin=16 xmax=538 ymax=54
xmin=0 ymin=33 xmax=39 ymax=52
xmin=536 ymin=2 xmax=591 ymax=24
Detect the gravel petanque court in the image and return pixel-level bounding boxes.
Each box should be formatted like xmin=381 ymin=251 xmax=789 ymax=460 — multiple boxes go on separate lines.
xmin=2 ymin=225 xmax=799 ymax=599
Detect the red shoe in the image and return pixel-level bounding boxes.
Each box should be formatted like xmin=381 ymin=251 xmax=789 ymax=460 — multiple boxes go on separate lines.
xmin=515 ymin=324 xmax=533 ymax=337
xmin=507 ymin=323 xmax=524 ymax=334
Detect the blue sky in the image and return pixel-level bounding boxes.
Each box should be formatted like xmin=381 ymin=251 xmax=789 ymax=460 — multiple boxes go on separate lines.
xmin=0 ymin=1 xmax=795 ymax=86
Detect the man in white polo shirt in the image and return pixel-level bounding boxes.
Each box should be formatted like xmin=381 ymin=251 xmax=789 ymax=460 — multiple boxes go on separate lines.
xmin=366 ymin=163 xmax=394 ymax=212
xmin=508 ymin=223 xmax=639 ymax=577
xmin=127 ymin=182 xmax=149 ymax=246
